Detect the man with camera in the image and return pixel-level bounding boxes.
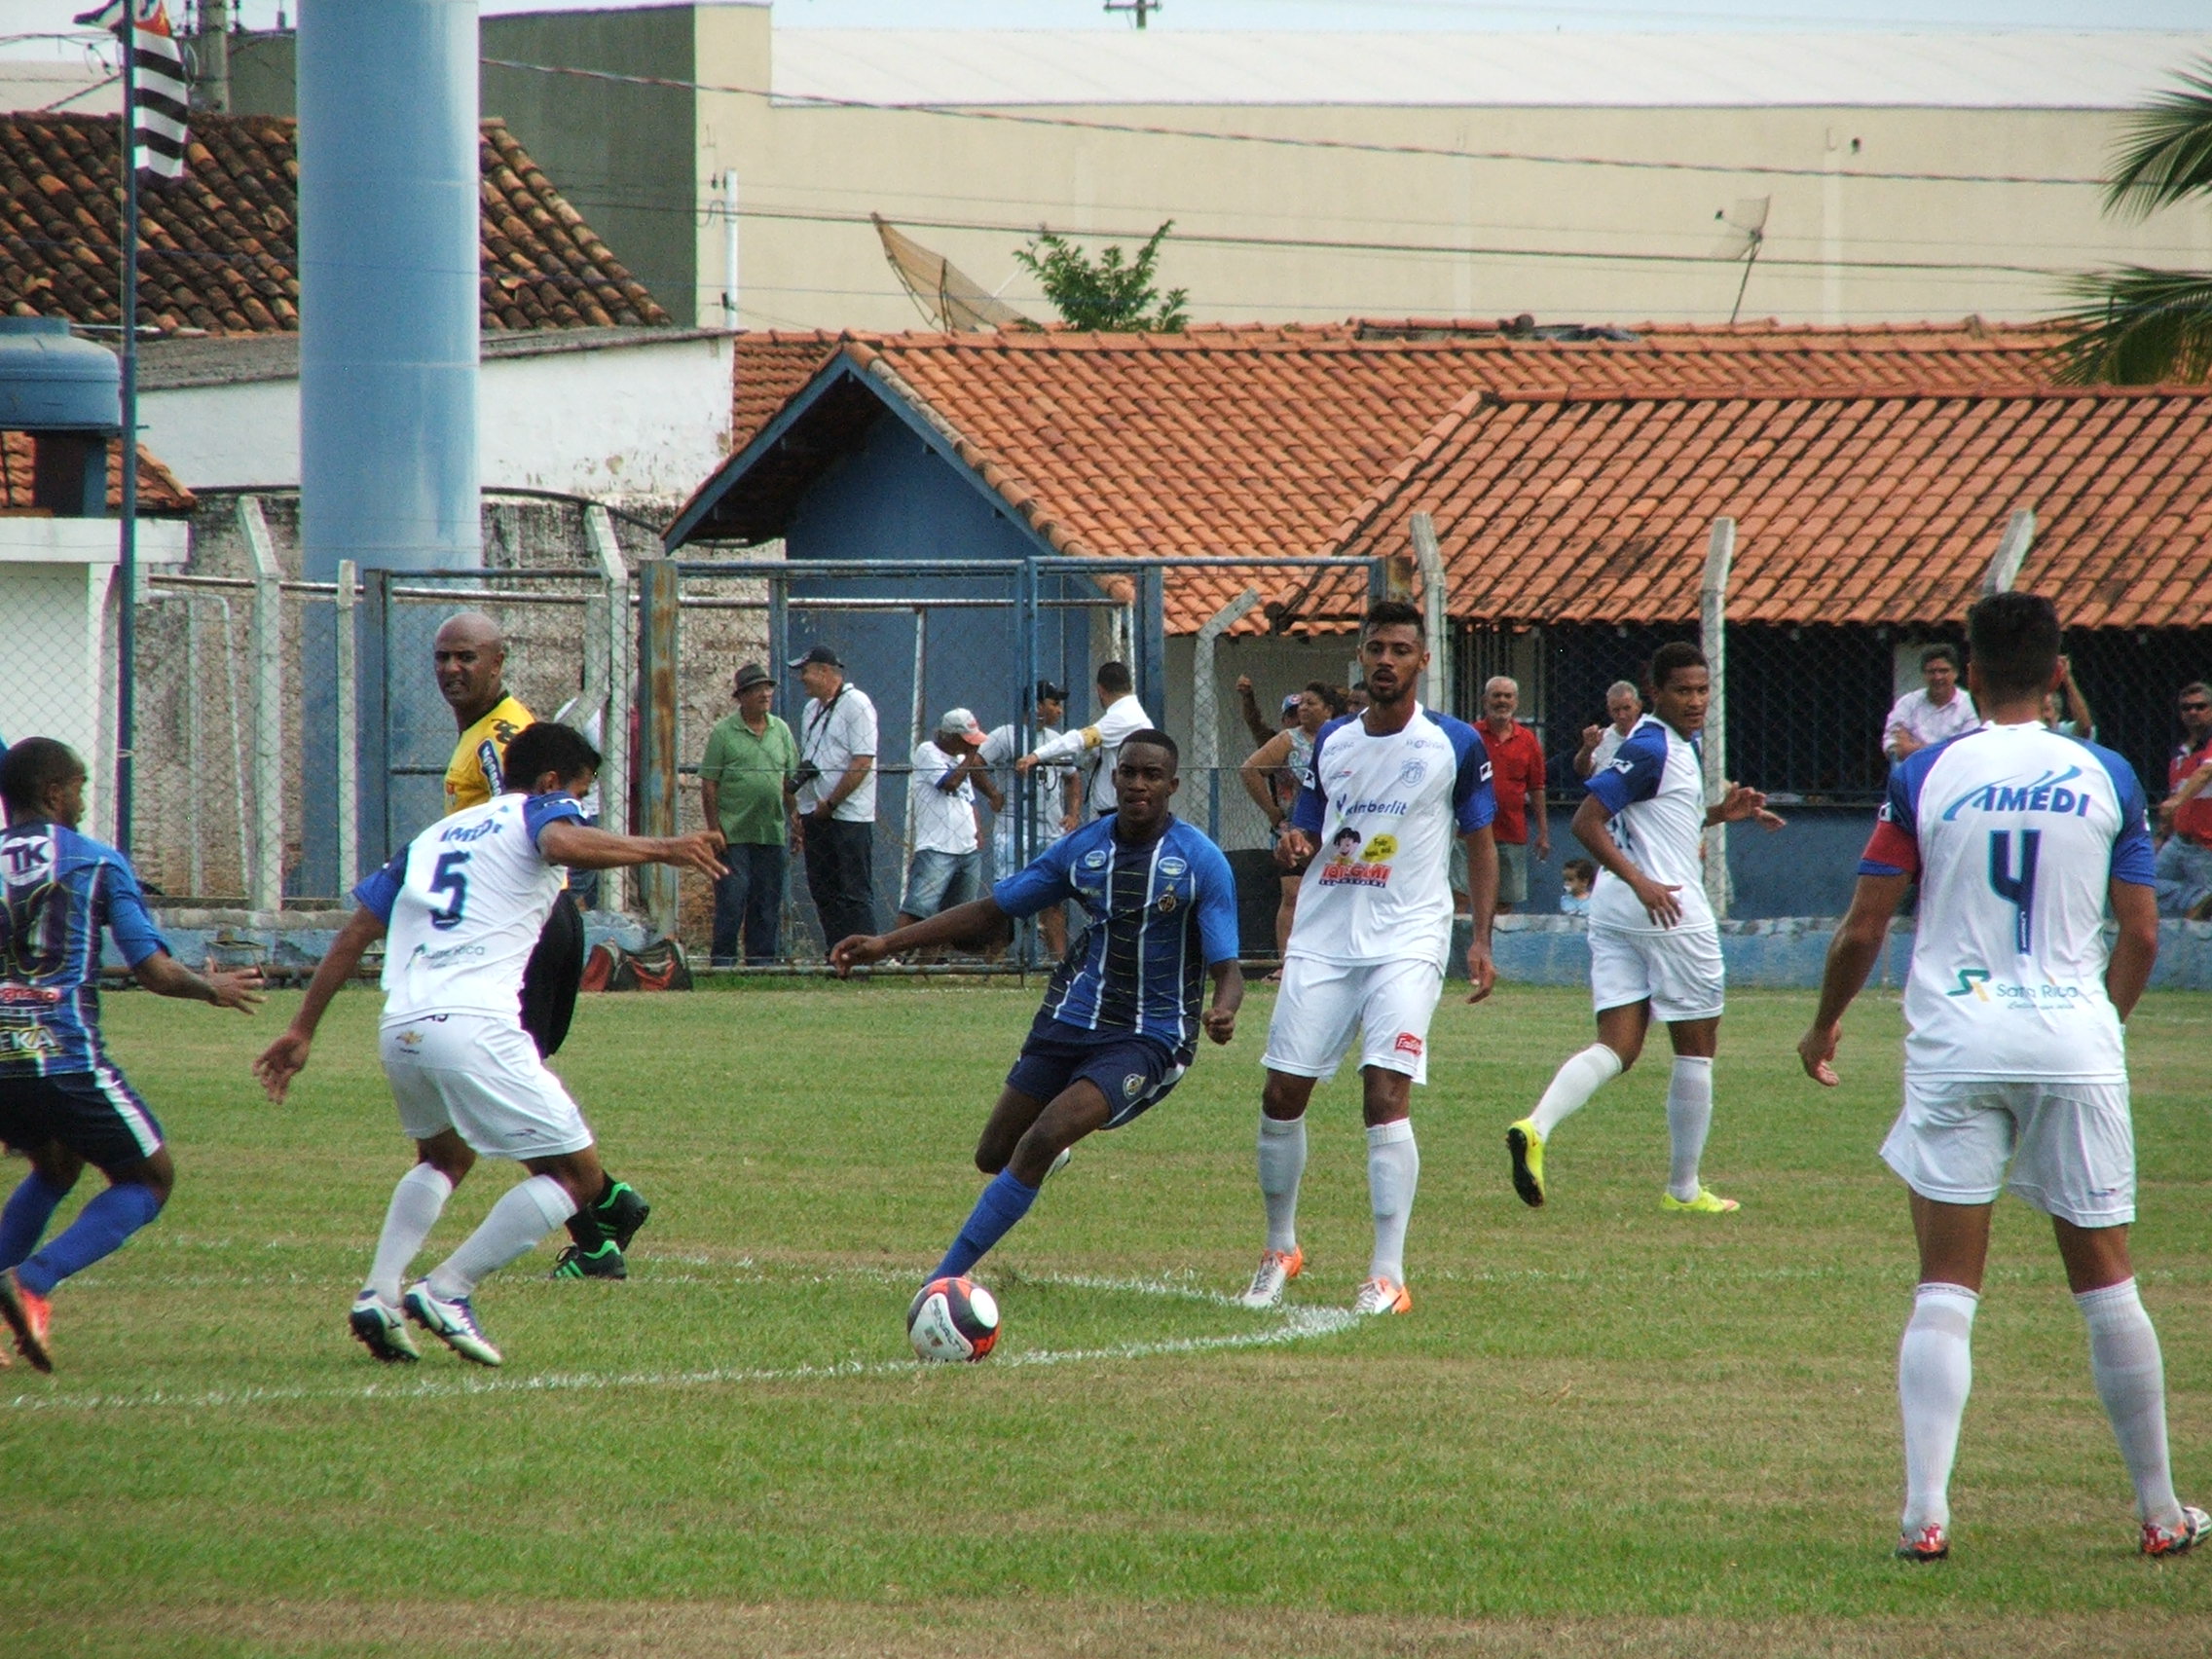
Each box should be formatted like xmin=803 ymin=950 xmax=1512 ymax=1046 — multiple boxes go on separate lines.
xmin=791 ymin=645 xmax=880 ymax=955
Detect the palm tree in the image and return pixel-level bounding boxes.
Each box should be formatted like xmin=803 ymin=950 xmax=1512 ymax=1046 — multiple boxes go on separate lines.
xmin=2056 ymin=60 xmax=2212 ymax=385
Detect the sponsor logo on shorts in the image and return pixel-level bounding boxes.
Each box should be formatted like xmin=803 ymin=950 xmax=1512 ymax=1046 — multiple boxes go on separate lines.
xmin=1393 ymin=1032 xmax=1424 ymax=1057
xmin=395 ymin=1028 xmax=424 ymax=1049
xmin=1123 ymin=1073 xmax=1145 ymax=1098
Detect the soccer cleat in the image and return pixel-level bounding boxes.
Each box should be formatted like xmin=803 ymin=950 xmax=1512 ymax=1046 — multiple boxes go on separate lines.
xmin=1896 ymin=1522 xmax=1950 ymax=1563
xmin=595 ymin=1181 xmax=650 ymax=1252
xmin=1352 ymin=1275 xmax=1413 ymax=1316
xmin=348 ymin=1291 xmax=420 ymax=1364
xmin=1661 ymin=1188 xmax=1741 ymax=1215
xmin=1236 ymin=1245 xmax=1304 ymax=1309
xmin=402 ymin=1280 xmax=503 ymax=1367
xmin=549 ymin=1241 xmax=628 ymax=1280
xmin=1505 ymin=1119 xmax=1547 ymax=1208
xmin=2142 ymin=1505 xmax=2210 ymax=1558
xmin=1047 ymin=1147 xmax=1073 ymax=1179
xmin=0 ymin=1269 xmax=53 ymax=1373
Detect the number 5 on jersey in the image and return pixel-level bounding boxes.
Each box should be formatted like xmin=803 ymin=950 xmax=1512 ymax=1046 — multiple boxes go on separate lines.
xmin=428 ymin=851 xmax=471 ymax=930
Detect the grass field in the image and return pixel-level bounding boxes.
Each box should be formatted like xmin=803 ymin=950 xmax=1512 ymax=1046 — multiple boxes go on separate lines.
xmin=3 ymin=979 xmax=2208 ymax=1658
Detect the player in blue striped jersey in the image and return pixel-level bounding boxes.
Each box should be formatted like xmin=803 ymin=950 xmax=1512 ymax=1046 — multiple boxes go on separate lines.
xmin=0 ymin=738 xmax=265 ymax=1372
xmin=831 ymin=731 xmax=1243 ymax=1290
xmin=1800 ymin=593 xmax=2204 ymax=1561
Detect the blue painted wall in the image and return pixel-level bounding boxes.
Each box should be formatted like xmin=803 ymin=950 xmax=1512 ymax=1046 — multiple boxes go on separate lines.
xmin=1514 ymin=804 xmax=1870 ymax=921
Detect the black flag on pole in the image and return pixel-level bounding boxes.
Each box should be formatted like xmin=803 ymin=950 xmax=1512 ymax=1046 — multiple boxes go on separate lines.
xmin=77 ymin=0 xmax=189 ymax=182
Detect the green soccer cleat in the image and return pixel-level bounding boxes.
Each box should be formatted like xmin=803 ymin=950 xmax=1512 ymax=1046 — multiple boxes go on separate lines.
xmin=549 ymin=1241 xmax=628 ymax=1280
xmin=1661 ymin=1188 xmax=1741 ymax=1215
xmin=1505 ymin=1119 xmax=1546 ymax=1208
xmin=595 ymin=1181 xmax=650 ymax=1252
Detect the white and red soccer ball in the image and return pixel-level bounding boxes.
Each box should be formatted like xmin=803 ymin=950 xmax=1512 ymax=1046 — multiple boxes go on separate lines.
xmin=906 ymin=1275 xmax=999 ymax=1363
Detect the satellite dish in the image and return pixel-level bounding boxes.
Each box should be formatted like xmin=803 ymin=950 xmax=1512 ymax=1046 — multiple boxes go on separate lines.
xmin=872 ymin=213 xmax=1036 ymax=333
xmin=1710 ymin=196 xmax=1770 ymax=326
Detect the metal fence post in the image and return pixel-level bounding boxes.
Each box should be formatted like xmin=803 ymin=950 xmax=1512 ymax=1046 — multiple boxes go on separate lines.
xmin=1192 ymin=589 xmax=1261 ymax=841
xmin=636 ymin=558 xmax=680 ymax=938
xmin=240 ymin=497 xmax=285 ymax=915
xmin=335 ymin=558 xmax=358 ymax=894
xmin=587 ymin=506 xmax=631 ymax=913
xmin=1136 ymin=567 xmax=1167 ymax=725
xmin=1411 ymin=512 xmax=1451 ymax=716
xmin=359 ymin=568 xmax=392 ymax=866
xmin=1701 ymin=516 xmax=1735 ymax=920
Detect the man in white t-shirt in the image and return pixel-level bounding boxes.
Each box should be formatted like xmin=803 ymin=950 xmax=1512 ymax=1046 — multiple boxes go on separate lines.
xmin=899 ymin=708 xmax=1002 ymax=930
xmin=1237 ymin=601 xmax=1500 ymax=1318
xmin=1017 ymin=661 xmax=1153 ymax=820
xmin=1885 ymin=645 xmax=1980 ymax=761
xmin=1574 ymin=680 xmax=1644 ymax=779
xmin=1798 ymin=591 xmax=2202 ymax=1563
xmin=981 ymin=680 xmax=1074 ymax=957
xmin=791 ymin=645 xmax=880 ymax=953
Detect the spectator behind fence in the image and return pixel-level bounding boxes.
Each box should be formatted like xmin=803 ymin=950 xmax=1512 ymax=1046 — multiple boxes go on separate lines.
xmin=981 ymin=680 xmax=1075 ymax=958
xmin=790 ymin=645 xmax=879 ymax=953
xmin=1240 ymin=682 xmax=1342 ymax=960
xmin=1345 ymin=680 xmax=1370 ymax=714
xmin=698 ymin=662 xmax=798 ymax=967
xmin=1234 ymin=673 xmax=1297 ymax=756
xmin=1575 ymin=681 xmax=1644 ymax=779
xmin=1884 ymin=645 xmax=1979 ymax=761
xmin=2044 ymin=655 xmax=2097 ymax=742
xmin=1560 ymin=857 xmax=1597 ymax=917
xmin=1018 ymin=661 xmax=1152 ymax=820
xmin=1477 ymin=675 xmax=1548 ymax=914
xmin=900 ymin=708 xmax=1001 ymax=938
xmin=2156 ymin=680 xmax=2212 ymax=920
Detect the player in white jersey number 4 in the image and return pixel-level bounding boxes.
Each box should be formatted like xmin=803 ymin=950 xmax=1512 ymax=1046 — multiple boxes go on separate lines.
xmin=255 ymin=723 xmax=725 ymax=1368
xmin=1506 ymin=641 xmax=1783 ymax=1216
xmin=1799 ymin=593 xmax=2204 ymax=1563
xmin=1240 ymin=601 xmax=1501 ymax=1317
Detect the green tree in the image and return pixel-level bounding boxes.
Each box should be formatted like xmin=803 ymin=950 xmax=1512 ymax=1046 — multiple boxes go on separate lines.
xmin=2057 ymin=59 xmax=2212 ymax=384
xmin=1013 ymin=220 xmax=1189 ymax=333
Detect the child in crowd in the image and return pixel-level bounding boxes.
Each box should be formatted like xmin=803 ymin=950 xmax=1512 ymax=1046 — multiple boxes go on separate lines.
xmin=1559 ymin=858 xmax=1597 ymax=917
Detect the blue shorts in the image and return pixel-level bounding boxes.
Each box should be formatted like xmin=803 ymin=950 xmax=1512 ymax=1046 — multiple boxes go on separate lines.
xmin=0 ymin=1064 xmax=166 ymax=1174
xmin=1006 ymin=1016 xmax=1189 ymax=1130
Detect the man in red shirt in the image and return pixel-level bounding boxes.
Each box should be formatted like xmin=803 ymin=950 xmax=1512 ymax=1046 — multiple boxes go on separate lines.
xmin=1477 ymin=676 xmax=1549 ymax=914
xmin=2156 ymin=681 xmax=2212 ymax=919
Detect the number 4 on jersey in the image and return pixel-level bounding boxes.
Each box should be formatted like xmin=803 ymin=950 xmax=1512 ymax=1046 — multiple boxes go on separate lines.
xmin=1987 ymin=829 xmax=2040 ymax=953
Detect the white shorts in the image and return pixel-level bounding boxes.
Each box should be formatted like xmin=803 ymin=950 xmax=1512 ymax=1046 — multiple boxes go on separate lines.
xmin=1262 ymin=955 xmax=1445 ymax=1086
xmin=380 ymin=1013 xmax=594 ymax=1161
xmin=1880 ymin=1078 xmax=2135 ymax=1228
xmin=1588 ymin=924 xmax=1724 ymax=1023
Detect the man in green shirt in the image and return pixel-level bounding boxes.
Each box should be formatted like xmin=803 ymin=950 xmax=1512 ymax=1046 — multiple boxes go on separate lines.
xmin=700 ymin=662 xmax=799 ymax=965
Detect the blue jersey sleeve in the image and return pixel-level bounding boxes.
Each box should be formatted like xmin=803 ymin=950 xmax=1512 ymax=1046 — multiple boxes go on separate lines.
xmin=2090 ymin=743 xmax=2157 ymax=888
xmin=1585 ymin=721 xmax=1667 ymax=816
xmin=1289 ymin=716 xmax=1353 ymax=837
xmin=1191 ymin=833 xmax=1242 ymax=967
xmin=523 ymin=793 xmax=587 ymax=851
xmin=1445 ymin=719 xmax=1498 ymax=833
xmin=99 ymin=854 xmax=167 ymax=969
xmin=352 ymin=846 xmax=409 ymax=923
xmin=992 ymin=828 xmax=1082 ymax=919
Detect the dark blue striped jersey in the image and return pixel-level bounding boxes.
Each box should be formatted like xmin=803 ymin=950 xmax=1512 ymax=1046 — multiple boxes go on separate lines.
xmin=0 ymin=821 xmax=168 ymax=1076
xmin=992 ymin=814 xmax=1239 ymax=1059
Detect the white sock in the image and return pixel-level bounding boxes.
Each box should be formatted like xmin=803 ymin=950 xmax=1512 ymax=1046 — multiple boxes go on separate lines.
xmin=1529 ymin=1043 xmax=1622 ymax=1140
xmin=2077 ymin=1278 xmax=2185 ymax=1529
xmin=425 ymin=1175 xmax=576 ymax=1302
xmin=1665 ymin=1055 xmax=1714 ymax=1203
xmin=1365 ymin=1119 xmax=1419 ymax=1286
xmin=1899 ymin=1282 xmax=1979 ymax=1534
xmin=1257 ymin=1115 xmax=1308 ymax=1255
xmin=367 ymin=1163 xmax=453 ymax=1305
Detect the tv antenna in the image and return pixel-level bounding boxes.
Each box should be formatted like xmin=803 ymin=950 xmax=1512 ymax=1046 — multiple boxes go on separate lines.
xmin=1710 ymin=196 xmax=1770 ymax=325
xmin=1105 ymin=0 xmax=1161 ymax=26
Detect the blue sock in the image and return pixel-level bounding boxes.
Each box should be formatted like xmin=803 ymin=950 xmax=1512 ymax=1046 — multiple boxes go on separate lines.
xmin=0 ymin=1172 xmax=69 ymax=1273
xmin=17 ymin=1183 xmax=164 ymax=1297
xmin=932 ymin=1169 xmax=1040 ymax=1281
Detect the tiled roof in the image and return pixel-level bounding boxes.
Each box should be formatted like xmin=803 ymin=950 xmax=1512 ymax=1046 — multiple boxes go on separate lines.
xmin=1 ymin=432 xmax=194 ymax=514
xmin=1326 ymin=383 xmax=2212 ymax=632
xmin=710 ymin=319 xmax=2079 ymax=632
xmin=0 ymin=112 xmax=669 ymax=336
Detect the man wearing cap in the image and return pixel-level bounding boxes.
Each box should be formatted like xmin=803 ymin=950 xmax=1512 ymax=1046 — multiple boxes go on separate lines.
xmin=791 ymin=645 xmax=880 ymax=953
xmin=699 ymin=662 xmax=799 ymax=966
xmin=981 ymin=682 xmax=1076 ymax=957
xmin=899 ymin=709 xmax=1004 ymax=934
xmin=1017 ymin=661 xmax=1154 ymax=822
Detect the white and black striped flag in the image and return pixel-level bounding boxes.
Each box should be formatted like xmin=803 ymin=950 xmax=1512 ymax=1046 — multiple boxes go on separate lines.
xmin=76 ymin=0 xmax=190 ymax=182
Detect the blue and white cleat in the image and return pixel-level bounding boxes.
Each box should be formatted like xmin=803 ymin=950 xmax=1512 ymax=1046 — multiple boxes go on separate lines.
xmin=402 ymin=1279 xmax=503 ymax=1367
xmin=349 ymin=1290 xmax=420 ymax=1364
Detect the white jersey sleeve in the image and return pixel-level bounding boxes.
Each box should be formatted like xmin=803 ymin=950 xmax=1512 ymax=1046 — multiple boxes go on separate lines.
xmin=1584 ymin=716 xmax=1714 ymax=935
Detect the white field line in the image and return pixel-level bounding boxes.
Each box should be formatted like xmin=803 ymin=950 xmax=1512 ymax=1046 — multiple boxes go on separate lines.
xmin=3 ymin=1273 xmax=1358 ymax=1416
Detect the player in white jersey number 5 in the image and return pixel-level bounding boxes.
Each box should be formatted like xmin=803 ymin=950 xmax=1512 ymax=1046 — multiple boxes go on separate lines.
xmin=1506 ymin=642 xmax=1783 ymax=1216
xmin=1799 ymin=593 xmax=2204 ymax=1563
xmin=255 ymin=723 xmax=725 ymax=1368
xmin=1239 ymin=601 xmax=1500 ymax=1318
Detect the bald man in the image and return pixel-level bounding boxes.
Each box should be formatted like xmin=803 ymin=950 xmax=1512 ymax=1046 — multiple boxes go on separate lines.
xmin=429 ymin=612 xmax=648 ymax=1279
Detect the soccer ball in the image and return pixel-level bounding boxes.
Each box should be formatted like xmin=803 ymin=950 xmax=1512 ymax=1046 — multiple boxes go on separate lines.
xmin=906 ymin=1275 xmax=1000 ymax=1363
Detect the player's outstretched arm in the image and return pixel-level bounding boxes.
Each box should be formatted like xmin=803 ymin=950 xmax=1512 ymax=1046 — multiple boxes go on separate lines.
xmin=830 ymin=896 xmax=1013 ymax=975
xmin=2106 ymin=879 xmax=2159 ymax=1023
xmin=538 ymin=821 xmax=727 ymax=880
xmin=132 ymin=950 xmax=265 ymax=1013
xmin=1201 ymin=958 xmax=1244 ymax=1045
xmin=254 ymin=905 xmax=387 ymax=1102
xmin=1459 ymin=826 xmax=1500 ymax=1003
xmin=1707 ymin=783 xmax=1782 ymax=829
xmin=1572 ymin=794 xmax=1680 ymax=927
xmin=1797 ymin=871 xmax=1910 ymax=1086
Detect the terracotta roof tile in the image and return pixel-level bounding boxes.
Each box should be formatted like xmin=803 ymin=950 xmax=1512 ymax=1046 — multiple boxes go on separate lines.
xmin=0 ymin=112 xmax=668 ymax=336
xmin=0 ymin=431 xmax=192 ymax=514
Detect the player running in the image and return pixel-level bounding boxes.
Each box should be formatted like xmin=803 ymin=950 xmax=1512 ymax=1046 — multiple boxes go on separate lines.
xmin=830 ymin=731 xmax=1242 ymax=1290
xmin=1238 ymin=600 xmax=1499 ymax=1318
xmin=1798 ymin=592 xmax=2204 ymax=1562
xmin=0 ymin=738 xmax=264 ymax=1373
xmin=1505 ymin=642 xmax=1780 ymax=1215
xmin=254 ymin=722 xmax=724 ymax=1367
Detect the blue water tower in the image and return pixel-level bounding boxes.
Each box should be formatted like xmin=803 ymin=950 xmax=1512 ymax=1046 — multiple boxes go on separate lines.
xmin=0 ymin=317 xmax=121 ymax=517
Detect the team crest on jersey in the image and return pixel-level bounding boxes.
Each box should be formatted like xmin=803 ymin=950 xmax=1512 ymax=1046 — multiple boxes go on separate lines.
xmin=1123 ymin=1073 xmax=1145 ymax=1098
xmin=1083 ymin=850 xmax=1109 ymax=868
xmin=1397 ymin=758 xmax=1428 ymax=789
xmin=1157 ymin=890 xmax=1178 ymax=913
xmin=1158 ymin=857 xmax=1188 ymax=877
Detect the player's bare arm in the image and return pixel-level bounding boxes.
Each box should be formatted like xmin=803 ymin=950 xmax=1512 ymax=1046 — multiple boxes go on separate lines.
xmin=831 ymin=896 xmax=1011 ymax=974
xmin=1460 ymin=827 xmax=1500 ymax=1003
xmin=1571 ymin=793 xmax=1681 ymax=928
xmin=536 ymin=820 xmax=727 ymax=880
xmin=1273 ymin=825 xmax=1315 ymax=869
xmin=2105 ymin=878 xmax=2159 ymax=1022
xmin=1796 ymin=869 xmax=1911 ymax=1086
xmin=1202 ymin=959 xmax=1244 ymax=1045
xmin=254 ymin=905 xmax=387 ymax=1102
xmin=1707 ymin=783 xmax=1786 ymax=831
xmin=132 ymin=950 xmax=265 ymax=1013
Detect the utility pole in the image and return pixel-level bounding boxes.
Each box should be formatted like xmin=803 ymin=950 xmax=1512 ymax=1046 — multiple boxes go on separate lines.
xmin=1104 ymin=0 xmax=1161 ymax=26
xmin=194 ymin=0 xmax=230 ymax=113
